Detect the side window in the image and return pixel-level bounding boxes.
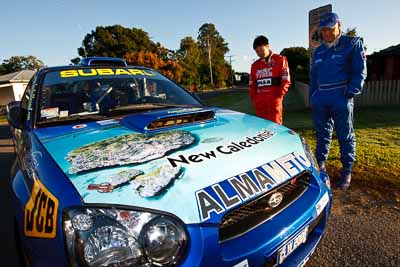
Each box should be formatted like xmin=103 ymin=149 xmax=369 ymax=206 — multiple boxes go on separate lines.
xmin=21 ymin=74 xmax=37 ymax=123
xmin=21 ymin=78 xmax=34 ymax=110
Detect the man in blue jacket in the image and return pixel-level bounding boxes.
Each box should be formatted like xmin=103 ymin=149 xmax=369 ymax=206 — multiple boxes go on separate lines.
xmin=310 ymin=13 xmax=367 ymax=189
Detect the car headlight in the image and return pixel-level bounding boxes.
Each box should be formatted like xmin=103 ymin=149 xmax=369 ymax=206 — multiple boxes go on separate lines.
xmin=63 ymin=207 xmax=188 ymax=267
xmin=300 ymin=136 xmax=318 ymax=172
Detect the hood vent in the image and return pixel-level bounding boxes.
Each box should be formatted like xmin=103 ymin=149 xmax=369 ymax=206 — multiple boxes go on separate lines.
xmin=147 ymin=110 xmax=215 ymax=130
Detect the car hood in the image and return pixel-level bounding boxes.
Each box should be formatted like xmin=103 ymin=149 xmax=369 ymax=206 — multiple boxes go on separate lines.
xmin=35 ymin=107 xmax=310 ymax=224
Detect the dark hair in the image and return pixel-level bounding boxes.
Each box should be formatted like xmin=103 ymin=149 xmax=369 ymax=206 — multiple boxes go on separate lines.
xmin=253 ymin=35 xmax=269 ymax=49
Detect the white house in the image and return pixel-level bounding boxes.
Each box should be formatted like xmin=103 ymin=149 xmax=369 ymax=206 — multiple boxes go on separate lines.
xmin=0 ymin=70 xmax=35 ymax=106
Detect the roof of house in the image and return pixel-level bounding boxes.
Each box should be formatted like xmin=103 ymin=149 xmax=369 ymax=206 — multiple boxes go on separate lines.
xmin=370 ymin=44 xmax=400 ymax=57
xmin=0 ymin=70 xmax=36 ymax=84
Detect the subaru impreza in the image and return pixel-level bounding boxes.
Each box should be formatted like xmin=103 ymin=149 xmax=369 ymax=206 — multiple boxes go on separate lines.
xmin=8 ymin=57 xmax=332 ymax=267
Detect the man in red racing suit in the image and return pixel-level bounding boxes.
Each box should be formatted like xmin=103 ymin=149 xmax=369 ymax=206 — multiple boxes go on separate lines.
xmin=249 ymin=36 xmax=291 ymax=124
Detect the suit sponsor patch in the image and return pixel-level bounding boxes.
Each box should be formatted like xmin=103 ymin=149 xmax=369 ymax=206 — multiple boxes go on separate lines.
xmin=256 ymin=78 xmax=272 ymax=87
xmin=256 ymin=68 xmax=272 ymax=78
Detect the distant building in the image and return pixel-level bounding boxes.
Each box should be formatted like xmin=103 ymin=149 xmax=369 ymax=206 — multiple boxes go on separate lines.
xmin=0 ymin=70 xmax=35 ymax=106
xmin=367 ymin=44 xmax=400 ymax=81
xmin=234 ymin=72 xmax=249 ymax=85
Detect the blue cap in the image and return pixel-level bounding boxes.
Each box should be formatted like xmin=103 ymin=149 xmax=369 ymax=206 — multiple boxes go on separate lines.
xmin=319 ymin=12 xmax=340 ymax=28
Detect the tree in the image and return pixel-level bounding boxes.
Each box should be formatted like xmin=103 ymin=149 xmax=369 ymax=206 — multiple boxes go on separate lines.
xmin=70 ymin=57 xmax=81 ymax=65
xmin=177 ymin=37 xmax=201 ymax=86
xmin=197 ymin=23 xmax=230 ymax=87
xmin=0 ymin=56 xmax=44 ymax=74
xmin=124 ymin=50 xmax=184 ymax=83
xmin=73 ymin=25 xmax=156 ymax=62
xmin=280 ymin=47 xmax=310 ymax=82
xmin=72 ymin=23 xmax=233 ymax=88
xmin=345 ymin=27 xmax=357 ymax=37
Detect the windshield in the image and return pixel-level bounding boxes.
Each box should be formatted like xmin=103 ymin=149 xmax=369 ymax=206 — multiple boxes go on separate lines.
xmin=38 ymin=67 xmax=201 ymax=123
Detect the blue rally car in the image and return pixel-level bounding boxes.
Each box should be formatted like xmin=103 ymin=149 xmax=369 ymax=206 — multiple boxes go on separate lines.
xmin=8 ymin=57 xmax=332 ymax=267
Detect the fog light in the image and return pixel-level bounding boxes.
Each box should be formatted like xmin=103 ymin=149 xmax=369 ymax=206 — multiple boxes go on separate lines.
xmin=142 ymin=217 xmax=187 ymax=266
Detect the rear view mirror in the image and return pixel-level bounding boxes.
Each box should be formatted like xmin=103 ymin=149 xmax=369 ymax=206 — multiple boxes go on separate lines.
xmin=7 ymin=101 xmax=24 ymax=129
xmin=6 ymin=101 xmax=20 ymax=113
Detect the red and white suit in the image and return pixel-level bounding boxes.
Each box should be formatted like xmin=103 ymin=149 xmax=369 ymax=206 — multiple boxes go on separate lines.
xmin=249 ymin=51 xmax=291 ymax=124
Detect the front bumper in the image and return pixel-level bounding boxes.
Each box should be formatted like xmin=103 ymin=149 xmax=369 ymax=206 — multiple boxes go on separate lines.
xmin=180 ymin=172 xmax=332 ymax=267
xmin=18 ymin=171 xmax=331 ymax=267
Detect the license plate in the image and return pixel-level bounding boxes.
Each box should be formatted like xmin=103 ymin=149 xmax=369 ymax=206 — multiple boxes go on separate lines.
xmin=277 ymin=226 xmax=308 ymax=265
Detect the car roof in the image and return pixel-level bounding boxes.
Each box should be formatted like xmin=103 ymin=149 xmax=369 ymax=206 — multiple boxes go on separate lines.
xmin=38 ymin=64 xmax=154 ymax=73
xmin=36 ymin=57 xmax=156 ymax=76
xmin=78 ymin=57 xmax=128 ymax=67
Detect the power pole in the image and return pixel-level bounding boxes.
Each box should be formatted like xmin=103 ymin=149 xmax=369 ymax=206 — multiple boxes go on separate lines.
xmin=225 ymin=54 xmax=236 ymax=87
xmin=207 ymin=37 xmax=214 ymax=87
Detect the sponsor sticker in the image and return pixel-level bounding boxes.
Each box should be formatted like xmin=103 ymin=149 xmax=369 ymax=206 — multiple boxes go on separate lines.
xmin=59 ymin=68 xmax=156 ymax=78
xmin=41 ymin=107 xmax=59 ymax=119
xmin=361 ymin=51 xmax=366 ymax=61
xmin=195 ymin=151 xmax=312 ymax=222
xmin=167 ymin=129 xmax=276 ymax=168
xmin=72 ymin=124 xmax=87 ymax=129
xmin=315 ymin=192 xmax=329 ymax=216
xmin=24 ymin=178 xmax=59 ymax=238
xmin=233 ymin=259 xmax=249 ymax=267
xmin=59 ymin=110 xmax=69 ymax=117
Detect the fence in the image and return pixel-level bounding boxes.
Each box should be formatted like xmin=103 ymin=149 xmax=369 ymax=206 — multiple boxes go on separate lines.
xmin=356 ymin=80 xmax=400 ymax=106
xmin=295 ymin=81 xmax=400 ymax=108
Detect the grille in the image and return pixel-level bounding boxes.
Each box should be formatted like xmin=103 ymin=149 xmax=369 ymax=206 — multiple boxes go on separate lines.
xmin=219 ymin=172 xmax=311 ymax=242
xmin=147 ymin=110 xmax=215 ymax=130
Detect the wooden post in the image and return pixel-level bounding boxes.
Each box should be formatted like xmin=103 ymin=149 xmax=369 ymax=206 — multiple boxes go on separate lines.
xmin=388 ymin=80 xmax=394 ymax=105
xmin=365 ymin=81 xmax=370 ymax=106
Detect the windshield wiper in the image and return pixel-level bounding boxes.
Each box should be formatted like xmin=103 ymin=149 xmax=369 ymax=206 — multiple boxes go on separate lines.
xmin=106 ymin=103 xmax=200 ymax=113
xmin=36 ymin=114 xmax=108 ymax=127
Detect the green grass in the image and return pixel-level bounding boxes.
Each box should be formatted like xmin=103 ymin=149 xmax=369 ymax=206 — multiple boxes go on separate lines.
xmin=204 ymin=88 xmax=400 ymax=200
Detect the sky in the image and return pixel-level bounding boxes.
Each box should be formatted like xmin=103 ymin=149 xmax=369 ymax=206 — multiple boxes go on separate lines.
xmin=1 ymin=0 xmax=399 ymax=72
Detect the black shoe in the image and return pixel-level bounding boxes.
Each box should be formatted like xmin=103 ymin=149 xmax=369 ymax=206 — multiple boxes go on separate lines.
xmin=336 ymin=169 xmax=351 ymax=189
xmin=318 ymin=162 xmax=326 ymax=173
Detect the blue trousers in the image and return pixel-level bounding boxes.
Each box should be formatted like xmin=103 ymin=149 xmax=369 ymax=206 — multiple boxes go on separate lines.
xmin=311 ymin=88 xmax=356 ymax=170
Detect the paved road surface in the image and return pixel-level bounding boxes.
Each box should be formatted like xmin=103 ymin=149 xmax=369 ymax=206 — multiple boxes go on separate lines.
xmin=0 ymin=123 xmax=18 ymax=266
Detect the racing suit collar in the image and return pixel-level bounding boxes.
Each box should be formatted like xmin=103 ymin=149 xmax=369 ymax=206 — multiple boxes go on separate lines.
xmin=324 ymin=32 xmax=342 ymax=48
xmin=264 ymin=50 xmax=274 ymax=64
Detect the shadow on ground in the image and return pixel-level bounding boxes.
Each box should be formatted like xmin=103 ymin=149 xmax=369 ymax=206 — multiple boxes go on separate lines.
xmin=0 ymin=124 xmax=18 ymax=265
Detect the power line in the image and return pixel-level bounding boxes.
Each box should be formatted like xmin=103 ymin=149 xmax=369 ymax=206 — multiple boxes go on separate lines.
xmin=225 ymin=54 xmax=236 ymax=86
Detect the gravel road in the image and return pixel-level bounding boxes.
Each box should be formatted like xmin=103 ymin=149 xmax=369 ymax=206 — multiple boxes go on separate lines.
xmin=308 ymin=188 xmax=400 ymax=266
